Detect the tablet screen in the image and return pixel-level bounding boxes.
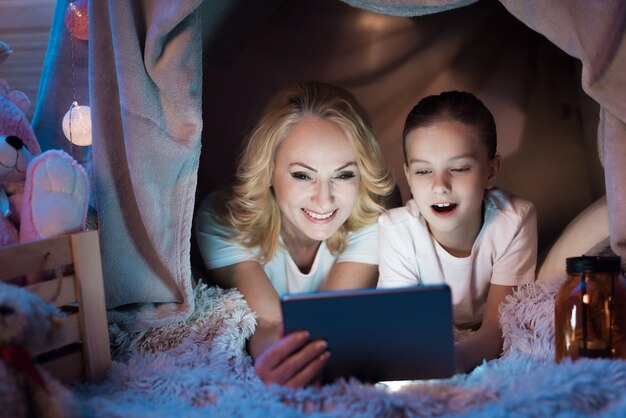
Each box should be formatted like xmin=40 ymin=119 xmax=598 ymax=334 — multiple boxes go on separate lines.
xmin=281 ymin=284 xmax=456 ymax=383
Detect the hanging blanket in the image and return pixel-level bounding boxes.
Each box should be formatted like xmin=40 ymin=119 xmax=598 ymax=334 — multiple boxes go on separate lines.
xmin=70 ymin=283 xmax=626 ymax=417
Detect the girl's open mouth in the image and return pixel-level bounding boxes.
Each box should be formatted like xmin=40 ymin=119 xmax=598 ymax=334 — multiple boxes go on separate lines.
xmin=431 ymin=203 xmax=457 ymax=214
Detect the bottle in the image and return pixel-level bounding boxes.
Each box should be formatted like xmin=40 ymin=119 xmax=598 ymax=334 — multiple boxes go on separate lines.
xmin=555 ymin=256 xmax=626 ymax=362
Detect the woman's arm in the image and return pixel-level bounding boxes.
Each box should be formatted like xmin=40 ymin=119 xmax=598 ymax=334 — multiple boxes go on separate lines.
xmin=454 ymin=284 xmax=514 ymax=373
xmin=211 ymin=261 xmax=330 ymax=387
xmin=377 ymin=213 xmax=423 ymax=288
xmin=211 ymin=261 xmax=282 ymax=357
xmin=320 ymin=261 xmax=378 ymax=290
xmin=320 ymin=222 xmax=384 ymax=290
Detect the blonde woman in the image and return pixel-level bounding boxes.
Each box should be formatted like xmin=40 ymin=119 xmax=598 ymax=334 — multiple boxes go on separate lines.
xmin=195 ymin=81 xmax=394 ymax=387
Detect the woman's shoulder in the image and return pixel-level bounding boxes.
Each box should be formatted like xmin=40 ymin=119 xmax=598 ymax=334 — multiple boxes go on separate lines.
xmin=348 ymin=221 xmax=378 ymax=239
xmin=198 ymin=188 xmax=231 ymax=212
xmin=196 ymin=188 xmax=235 ymax=232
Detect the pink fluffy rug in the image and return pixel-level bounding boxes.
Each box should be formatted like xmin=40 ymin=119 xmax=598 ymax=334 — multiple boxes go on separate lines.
xmin=71 ymin=283 xmax=626 ymax=417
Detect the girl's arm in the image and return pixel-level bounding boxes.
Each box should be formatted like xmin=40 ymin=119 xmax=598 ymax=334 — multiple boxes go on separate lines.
xmin=454 ymin=283 xmax=514 ymax=372
xmin=211 ymin=261 xmax=330 ymax=387
xmin=455 ymin=200 xmax=538 ymax=372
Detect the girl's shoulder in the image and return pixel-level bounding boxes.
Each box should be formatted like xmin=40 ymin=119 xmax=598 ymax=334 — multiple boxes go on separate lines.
xmin=484 ymin=188 xmax=535 ymax=217
xmin=483 ymin=189 xmax=536 ymax=233
xmin=379 ymin=198 xmax=421 ymax=226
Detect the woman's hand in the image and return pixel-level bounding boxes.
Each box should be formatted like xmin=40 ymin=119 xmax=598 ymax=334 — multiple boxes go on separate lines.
xmin=254 ymin=326 xmax=330 ymax=388
xmin=210 ymin=262 xmax=332 ymax=387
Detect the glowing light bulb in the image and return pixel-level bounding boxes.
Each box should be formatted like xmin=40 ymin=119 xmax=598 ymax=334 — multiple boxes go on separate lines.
xmin=62 ymin=101 xmax=92 ymax=146
xmin=64 ymin=0 xmax=89 ymax=41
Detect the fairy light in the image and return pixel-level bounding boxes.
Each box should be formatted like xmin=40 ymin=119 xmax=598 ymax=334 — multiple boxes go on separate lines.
xmin=62 ymin=0 xmax=91 ymax=148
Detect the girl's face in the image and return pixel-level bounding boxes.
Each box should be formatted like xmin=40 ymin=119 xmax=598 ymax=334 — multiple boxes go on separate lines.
xmin=404 ymin=120 xmax=499 ymax=250
xmin=272 ymin=116 xmax=360 ymax=244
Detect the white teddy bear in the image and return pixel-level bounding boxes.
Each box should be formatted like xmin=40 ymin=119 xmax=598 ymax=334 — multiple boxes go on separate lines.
xmin=0 ymin=282 xmax=78 ymax=417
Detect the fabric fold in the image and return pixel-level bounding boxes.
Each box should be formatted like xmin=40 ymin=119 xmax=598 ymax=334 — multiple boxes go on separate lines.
xmin=89 ymin=0 xmax=204 ymax=328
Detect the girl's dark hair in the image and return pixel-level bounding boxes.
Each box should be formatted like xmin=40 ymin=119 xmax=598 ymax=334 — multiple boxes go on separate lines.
xmin=402 ymin=91 xmax=497 ymax=163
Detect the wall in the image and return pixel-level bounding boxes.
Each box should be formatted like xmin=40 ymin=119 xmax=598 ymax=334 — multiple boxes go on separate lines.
xmin=0 ymin=0 xmax=55 ymax=120
xmin=198 ymin=0 xmax=605 ymax=258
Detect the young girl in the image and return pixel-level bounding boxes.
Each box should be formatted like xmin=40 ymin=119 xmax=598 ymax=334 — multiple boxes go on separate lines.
xmin=377 ymin=91 xmax=537 ymax=372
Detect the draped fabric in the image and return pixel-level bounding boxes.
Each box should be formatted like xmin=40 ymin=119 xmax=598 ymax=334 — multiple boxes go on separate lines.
xmin=86 ymin=1 xmax=206 ymax=328
xmin=341 ymin=0 xmax=478 ymax=16
xmin=32 ymin=0 xmax=624 ymax=329
xmin=32 ymin=1 xmax=91 ymax=197
xmin=34 ymin=0 xmax=212 ymax=329
xmin=497 ymin=0 xmax=626 ymax=280
xmin=343 ymin=0 xmax=626 ymax=258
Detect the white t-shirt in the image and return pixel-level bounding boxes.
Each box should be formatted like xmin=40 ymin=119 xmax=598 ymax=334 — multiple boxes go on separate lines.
xmin=195 ymin=195 xmax=379 ymax=295
xmin=377 ymin=188 xmax=537 ymax=328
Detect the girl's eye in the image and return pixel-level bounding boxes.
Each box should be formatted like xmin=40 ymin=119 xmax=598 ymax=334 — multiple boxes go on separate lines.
xmin=291 ymin=172 xmax=311 ymax=181
xmin=415 ymin=169 xmax=431 ymax=175
xmin=451 ymin=167 xmax=470 ymax=173
xmin=334 ymin=171 xmax=356 ymax=180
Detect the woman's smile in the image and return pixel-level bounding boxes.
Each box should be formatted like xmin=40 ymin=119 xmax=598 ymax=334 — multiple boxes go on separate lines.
xmin=302 ymin=208 xmax=338 ymax=221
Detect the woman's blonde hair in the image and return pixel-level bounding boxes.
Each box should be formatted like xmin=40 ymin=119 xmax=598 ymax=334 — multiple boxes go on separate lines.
xmin=217 ymin=81 xmax=394 ymax=262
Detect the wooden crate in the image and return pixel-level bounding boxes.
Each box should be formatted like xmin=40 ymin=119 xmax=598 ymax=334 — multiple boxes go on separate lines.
xmin=0 ymin=230 xmax=111 ymax=384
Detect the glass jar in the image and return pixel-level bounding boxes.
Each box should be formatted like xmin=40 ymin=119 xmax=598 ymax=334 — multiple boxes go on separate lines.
xmin=555 ymin=256 xmax=626 ymax=362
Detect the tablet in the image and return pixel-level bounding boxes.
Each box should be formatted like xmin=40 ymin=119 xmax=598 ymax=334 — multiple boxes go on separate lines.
xmin=281 ymin=284 xmax=456 ymax=383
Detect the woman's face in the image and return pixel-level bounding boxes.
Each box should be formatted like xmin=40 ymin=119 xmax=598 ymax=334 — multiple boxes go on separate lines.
xmin=272 ymin=116 xmax=360 ymax=244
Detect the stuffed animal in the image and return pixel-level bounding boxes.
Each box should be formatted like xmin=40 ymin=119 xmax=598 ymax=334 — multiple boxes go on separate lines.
xmin=0 ymin=41 xmax=12 ymax=65
xmin=0 ymin=282 xmax=78 ymax=418
xmin=0 ymin=77 xmax=89 ymax=255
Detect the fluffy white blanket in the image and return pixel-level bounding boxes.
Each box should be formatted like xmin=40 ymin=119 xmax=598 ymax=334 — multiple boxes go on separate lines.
xmin=72 ymin=283 xmax=626 ymax=417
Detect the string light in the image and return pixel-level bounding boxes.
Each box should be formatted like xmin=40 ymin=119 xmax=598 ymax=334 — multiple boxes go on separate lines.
xmin=64 ymin=0 xmax=89 ymax=41
xmin=62 ymin=101 xmax=92 ymax=146
xmin=62 ymin=0 xmax=91 ymax=148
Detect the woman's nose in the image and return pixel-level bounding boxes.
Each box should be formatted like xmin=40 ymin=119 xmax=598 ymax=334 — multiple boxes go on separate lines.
xmin=313 ymin=180 xmax=335 ymax=208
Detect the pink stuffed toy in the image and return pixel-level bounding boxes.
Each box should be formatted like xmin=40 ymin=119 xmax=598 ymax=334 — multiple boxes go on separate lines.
xmin=0 ymin=78 xmax=89 ymax=253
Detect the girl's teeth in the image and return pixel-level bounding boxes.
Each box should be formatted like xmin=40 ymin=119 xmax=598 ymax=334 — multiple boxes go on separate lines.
xmin=432 ymin=203 xmax=456 ymax=213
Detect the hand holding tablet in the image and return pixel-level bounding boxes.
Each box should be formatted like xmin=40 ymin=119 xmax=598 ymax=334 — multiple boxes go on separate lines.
xmin=281 ymin=284 xmax=456 ymax=383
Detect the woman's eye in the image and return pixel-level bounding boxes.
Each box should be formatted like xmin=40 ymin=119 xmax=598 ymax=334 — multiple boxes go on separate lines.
xmin=334 ymin=171 xmax=356 ymax=180
xmin=415 ymin=169 xmax=431 ymax=175
xmin=291 ymin=172 xmax=311 ymax=181
xmin=451 ymin=167 xmax=470 ymax=173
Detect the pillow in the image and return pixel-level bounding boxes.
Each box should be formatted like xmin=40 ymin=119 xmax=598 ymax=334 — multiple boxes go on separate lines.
xmin=537 ymin=196 xmax=608 ymax=283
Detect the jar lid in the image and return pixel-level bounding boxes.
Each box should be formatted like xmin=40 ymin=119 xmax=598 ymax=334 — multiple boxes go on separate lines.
xmin=566 ymin=256 xmax=622 ymax=273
